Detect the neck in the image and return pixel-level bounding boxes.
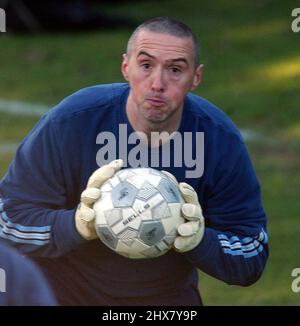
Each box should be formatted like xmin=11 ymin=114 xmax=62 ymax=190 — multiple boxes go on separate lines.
xmin=126 ymin=95 xmax=182 ymax=144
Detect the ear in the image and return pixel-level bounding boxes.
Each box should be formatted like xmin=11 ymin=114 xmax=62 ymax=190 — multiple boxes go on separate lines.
xmin=191 ymin=64 xmax=203 ymax=91
xmin=121 ymin=53 xmax=130 ymax=81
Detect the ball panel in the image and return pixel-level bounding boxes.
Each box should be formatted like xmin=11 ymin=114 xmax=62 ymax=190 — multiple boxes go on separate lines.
xmin=104 ymin=209 xmax=122 ymax=227
xmin=94 ymin=207 xmax=107 ymax=225
xmin=139 ymin=220 xmax=165 ymax=246
xmin=117 ymin=227 xmax=138 ymax=240
xmin=97 ymin=226 xmax=118 ymax=249
xmin=151 ymin=202 xmax=171 ymax=220
xmin=144 ymin=174 xmax=162 ymax=187
xmin=144 ymin=193 xmax=165 ymax=212
xmin=116 ymin=169 xmax=136 ymax=181
xmin=136 ymin=181 xmax=158 ymax=201
xmin=161 ymin=215 xmax=180 ymax=235
xmin=141 ymin=246 xmax=163 ymax=258
xmin=118 ymin=238 xmax=135 ymax=247
xmin=162 ymin=234 xmax=177 ymax=245
xmin=111 ymin=181 xmax=138 ymax=207
xmin=155 ymin=239 xmax=172 ymax=251
xmin=109 ymin=175 xmax=121 ymax=187
xmin=167 ymin=203 xmax=184 ymax=220
xmin=116 ymin=238 xmax=151 ymax=259
xmin=157 ymin=178 xmax=182 ymax=203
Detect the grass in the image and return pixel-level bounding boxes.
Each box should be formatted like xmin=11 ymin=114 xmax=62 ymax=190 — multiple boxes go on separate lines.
xmin=0 ymin=0 xmax=299 ymax=305
xmin=200 ymin=140 xmax=300 ymax=305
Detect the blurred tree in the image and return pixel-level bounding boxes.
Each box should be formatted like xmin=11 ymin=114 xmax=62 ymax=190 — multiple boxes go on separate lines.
xmin=1 ymin=0 xmax=138 ymax=33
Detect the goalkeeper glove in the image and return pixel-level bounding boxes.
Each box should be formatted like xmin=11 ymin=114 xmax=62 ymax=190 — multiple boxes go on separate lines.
xmin=175 ymin=182 xmax=205 ymax=252
xmin=161 ymin=171 xmax=205 ymax=253
xmin=75 ymin=159 xmax=123 ymax=240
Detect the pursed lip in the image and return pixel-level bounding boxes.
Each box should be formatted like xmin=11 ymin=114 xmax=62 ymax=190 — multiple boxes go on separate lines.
xmin=145 ymin=97 xmax=166 ymax=106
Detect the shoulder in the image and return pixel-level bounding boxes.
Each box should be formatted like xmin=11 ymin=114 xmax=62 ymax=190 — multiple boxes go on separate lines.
xmin=185 ymin=92 xmax=243 ymax=143
xmin=47 ymin=83 xmax=129 ymax=122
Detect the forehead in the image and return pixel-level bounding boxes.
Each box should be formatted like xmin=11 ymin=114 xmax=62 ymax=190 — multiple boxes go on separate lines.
xmin=132 ymin=30 xmax=194 ymax=61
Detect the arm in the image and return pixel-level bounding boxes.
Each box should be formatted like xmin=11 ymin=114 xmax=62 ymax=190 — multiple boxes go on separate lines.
xmin=185 ymin=227 xmax=268 ymax=286
xmin=0 ymin=115 xmax=85 ymax=257
xmin=0 ymin=113 xmax=123 ymax=258
xmin=176 ymin=141 xmax=268 ymax=286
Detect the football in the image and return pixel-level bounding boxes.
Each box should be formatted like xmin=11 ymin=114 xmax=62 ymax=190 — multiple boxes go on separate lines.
xmin=94 ymin=167 xmax=185 ymax=259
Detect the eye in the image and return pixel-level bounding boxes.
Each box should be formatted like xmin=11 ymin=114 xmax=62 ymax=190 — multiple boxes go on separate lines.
xmin=141 ymin=63 xmax=151 ymax=70
xmin=170 ymin=66 xmax=182 ymax=74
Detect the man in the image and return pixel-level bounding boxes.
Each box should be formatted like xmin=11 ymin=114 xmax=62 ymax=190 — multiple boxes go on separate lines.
xmin=0 ymin=241 xmax=57 ymax=305
xmin=0 ymin=17 xmax=268 ymax=305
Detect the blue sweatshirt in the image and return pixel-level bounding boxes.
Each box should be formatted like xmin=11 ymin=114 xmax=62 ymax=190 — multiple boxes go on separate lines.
xmin=0 ymin=83 xmax=268 ymax=305
xmin=0 ymin=241 xmax=56 ymax=305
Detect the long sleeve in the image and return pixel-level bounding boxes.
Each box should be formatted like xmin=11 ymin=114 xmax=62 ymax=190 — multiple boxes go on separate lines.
xmin=184 ymin=136 xmax=268 ymax=286
xmin=0 ymin=114 xmax=85 ymax=257
xmin=0 ymin=84 xmax=122 ymax=259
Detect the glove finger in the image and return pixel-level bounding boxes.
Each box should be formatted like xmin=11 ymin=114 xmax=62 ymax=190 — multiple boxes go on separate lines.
xmin=78 ymin=203 xmax=95 ymax=223
xmin=87 ymin=159 xmax=123 ymax=188
xmin=181 ymin=203 xmax=202 ymax=221
xmin=177 ymin=221 xmax=200 ymax=236
xmin=81 ymin=188 xmax=101 ymax=207
xmin=161 ymin=170 xmax=178 ymax=184
xmin=108 ymin=158 xmax=124 ymax=170
xmin=179 ymin=182 xmax=199 ymax=205
xmin=174 ymin=235 xmax=195 ymax=252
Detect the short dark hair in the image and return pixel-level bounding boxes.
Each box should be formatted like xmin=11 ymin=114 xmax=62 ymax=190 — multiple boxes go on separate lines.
xmin=126 ymin=17 xmax=200 ymax=68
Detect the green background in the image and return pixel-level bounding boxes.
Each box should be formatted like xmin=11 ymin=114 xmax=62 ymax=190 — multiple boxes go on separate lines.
xmin=0 ymin=0 xmax=299 ymax=305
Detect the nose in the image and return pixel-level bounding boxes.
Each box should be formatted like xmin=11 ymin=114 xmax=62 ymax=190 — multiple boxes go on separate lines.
xmin=151 ymin=68 xmax=165 ymax=93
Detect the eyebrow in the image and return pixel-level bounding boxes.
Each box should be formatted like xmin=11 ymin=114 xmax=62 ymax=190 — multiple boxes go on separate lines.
xmin=137 ymin=51 xmax=155 ymax=59
xmin=137 ymin=50 xmax=188 ymax=66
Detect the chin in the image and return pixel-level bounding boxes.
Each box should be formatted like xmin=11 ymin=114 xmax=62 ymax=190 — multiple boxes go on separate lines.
xmin=145 ymin=110 xmax=167 ymax=122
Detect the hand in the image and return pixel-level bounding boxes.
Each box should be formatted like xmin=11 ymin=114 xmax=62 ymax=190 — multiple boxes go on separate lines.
xmin=75 ymin=159 xmax=123 ymax=240
xmin=174 ymin=182 xmax=205 ymax=252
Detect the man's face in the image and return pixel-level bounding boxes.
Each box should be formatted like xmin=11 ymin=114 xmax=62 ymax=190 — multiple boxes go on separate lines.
xmin=122 ymin=30 xmax=203 ymax=126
